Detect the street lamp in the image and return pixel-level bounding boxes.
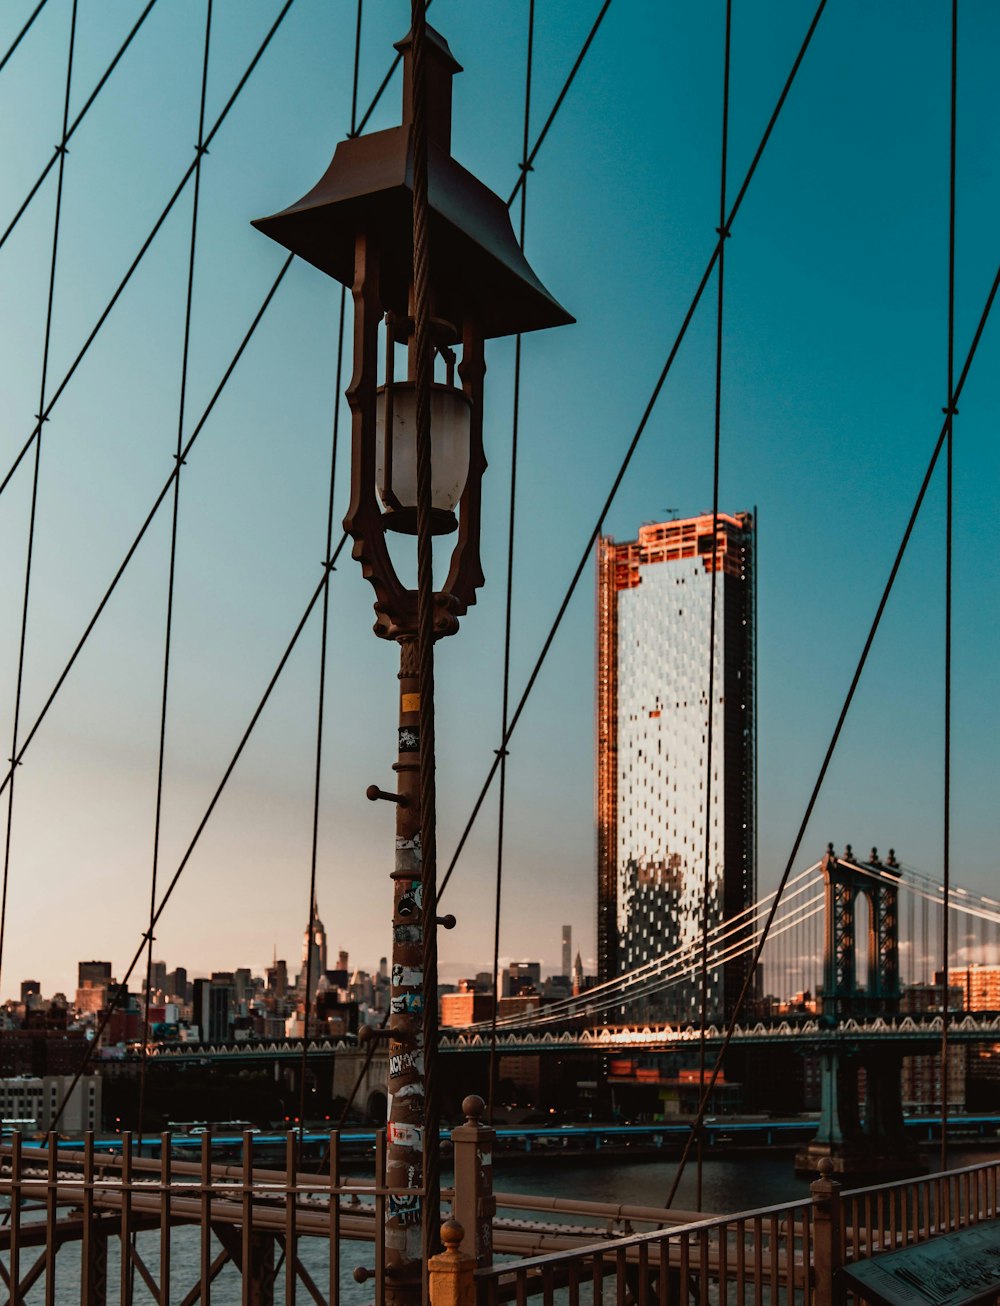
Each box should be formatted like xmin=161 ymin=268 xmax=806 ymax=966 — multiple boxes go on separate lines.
xmin=254 ymin=21 xmax=571 ymax=1297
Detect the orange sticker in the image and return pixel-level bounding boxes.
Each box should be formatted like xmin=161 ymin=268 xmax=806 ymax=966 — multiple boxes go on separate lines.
xmin=401 ymin=693 xmax=420 ymax=713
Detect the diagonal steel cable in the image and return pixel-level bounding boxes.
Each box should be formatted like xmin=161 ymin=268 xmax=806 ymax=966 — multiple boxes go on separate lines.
xmin=0 ymin=0 xmax=51 ymax=78
xmin=0 ymin=0 xmax=161 ymax=257
xmin=439 ymin=0 xmax=829 ymax=901
xmin=0 ymin=0 xmax=298 ymax=504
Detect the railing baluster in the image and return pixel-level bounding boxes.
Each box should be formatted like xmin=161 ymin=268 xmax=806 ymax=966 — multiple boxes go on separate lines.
xmin=800 ymin=1205 xmax=811 ymax=1303
xmin=516 ymin=1268 xmax=529 ymax=1306
xmin=768 ymin=1215 xmax=778 ymax=1306
xmin=242 ymin=1129 xmax=254 ymax=1305
xmin=374 ymin=1130 xmax=386 ymax=1306
xmin=568 ymin=1259 xmax=580 ymax=1306
xmin=201 ymin=1132 xmax=213 ymax=1305
xmin=617 ymin=1246 xmax=628 ymax=1306
xmin=329 ymin=1132 xmax=340 ymax=1306
xmin=679 ymin=1233 xmax=690 ymax=1306
xmin=543 ymin=1263 xmax=555 ymax=1306
xmin=45 ymin=1130 xmax=57 ymax=1306
xmin=10 ymin=1130 xmax=21 ymax=1305
xmin=717 ymin=1220 xmax=727 ymax=1306
xmin=783 ymin=1211 xmax=794 ymax=1306
xmin=285 ymin=1131 xmax=298 ymax=1305
xmin=659 ymin=1235 xmax=670 ymax=1306
xmin=736 ymin=1218 xmax=746 ymax=1306
xmin=697 ymin=1229 xmax=709 ymax=1306
xmin=120 ymin=1130 xmax=133 ymax=1306
xmin=593 ymin=1249 xmax=604 ymax=1306
xmin=753 ymin=1217 xmax=763 ymax=1306
xmin=81 ymin=1131 xmax=94 ymax=1306
xmin=638 ymin=1238 xmax=650 ymax=1306
xmin=161 ymin=1131 xmax=171 ymax=1306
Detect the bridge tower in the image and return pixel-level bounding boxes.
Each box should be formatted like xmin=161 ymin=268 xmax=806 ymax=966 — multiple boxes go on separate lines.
xmin=796 ymin=845 xmax=923 ymax=1179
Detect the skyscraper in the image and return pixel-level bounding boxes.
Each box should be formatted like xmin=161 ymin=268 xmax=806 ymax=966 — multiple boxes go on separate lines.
xmin=299 ymin=899 xmax=328 ymax=997
xmin=561 ymin=926 xmax=572 ymax=978
xmin=596 ymin=512 xmax=755 ymax=1022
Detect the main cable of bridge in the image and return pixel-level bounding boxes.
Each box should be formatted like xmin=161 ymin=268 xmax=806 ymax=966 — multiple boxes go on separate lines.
xmin=437 ymin=0 xmax=830 ymax=903
xmin=664 ymin=254 xmax=1000 ymax=1206
xmin=478 ymin=865 xmax=822 ymax=1030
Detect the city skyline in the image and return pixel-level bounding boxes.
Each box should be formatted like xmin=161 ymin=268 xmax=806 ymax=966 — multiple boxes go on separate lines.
xmin=1 ymin=3 xmax=998 ymax=1009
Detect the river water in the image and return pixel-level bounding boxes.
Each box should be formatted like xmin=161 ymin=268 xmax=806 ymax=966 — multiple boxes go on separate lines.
xmin=6 ymin=1143 xmax=996 ymax=1303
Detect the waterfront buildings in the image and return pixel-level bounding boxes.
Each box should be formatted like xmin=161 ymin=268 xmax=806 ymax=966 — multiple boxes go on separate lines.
xmin=596 ymin=512 xmax=755 ymax=1022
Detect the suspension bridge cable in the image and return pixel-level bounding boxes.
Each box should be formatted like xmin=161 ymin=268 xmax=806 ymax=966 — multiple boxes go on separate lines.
xmin=297 ymin=0 xmax=362 ymax=1142
xmin=479 ymin=872 xmax=823 ymax=1029
xmin=0 ymin=18 xmax=451 ymax=801
xmin=664 ymin=256 xmax=1000 ymax=1207
xmin=506 ymin=0 xmax=613 ymax=210
xmin=480 ymin=865 xmax=822 ymax=1027
xmin=51 ymin=531 xmax=350 ymax=1129
xmin=477 ymin=895 xmax=826 ymax=1032
xmin=137 ymin=0 xmax=213 ymax=1146
xmin=489 ymin=0 xmax=535 ymax=1128
xmin=438 ymin=0 xmax=829 ymax=902
xmin=697 ymin=0 xmax=732 ymax=1209
xmin=0 ymin=0 xmax=160 ymax=257
xmin=0 ymin=0 xmax=78 ymax=1000
xmin=940 ymin=0 xmax=958 ymax=1176
xmin=0 ymin=0 xmax=50 ymax=78
xmin=0 ymin=257 xmax=294 ymax=805
xmin=0 ymin=0 xmax=299 ymax=504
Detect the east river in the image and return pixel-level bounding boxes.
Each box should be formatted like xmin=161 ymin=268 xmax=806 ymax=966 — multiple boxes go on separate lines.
xmin=5 ymin=1144 xmax=997 ymax=1303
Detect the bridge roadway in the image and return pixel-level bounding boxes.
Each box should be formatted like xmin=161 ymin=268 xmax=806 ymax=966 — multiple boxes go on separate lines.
xmin=144 ymin=1011 xmax=1000 ymax=1064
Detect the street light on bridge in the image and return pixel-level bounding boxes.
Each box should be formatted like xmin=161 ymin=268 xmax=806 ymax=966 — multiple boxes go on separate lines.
xmin=253 ymin=20 xmax=571 ymax=1300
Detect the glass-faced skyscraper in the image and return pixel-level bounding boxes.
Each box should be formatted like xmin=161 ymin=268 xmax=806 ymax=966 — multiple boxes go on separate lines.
xmin=596 ymin=512 xmax=755 ymax=1022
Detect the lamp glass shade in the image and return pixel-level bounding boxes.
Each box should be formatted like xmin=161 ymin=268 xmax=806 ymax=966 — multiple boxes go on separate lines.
xmin=375 ymin=381 xmax=471 ymax=529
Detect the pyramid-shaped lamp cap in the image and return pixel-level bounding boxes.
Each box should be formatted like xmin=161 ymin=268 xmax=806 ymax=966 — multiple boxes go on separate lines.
xmin=252 ymin=25 xmax=573 ymax=340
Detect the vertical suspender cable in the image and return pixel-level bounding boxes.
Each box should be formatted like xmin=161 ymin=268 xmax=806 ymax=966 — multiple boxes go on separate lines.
xmin=697 ymin=0 xmax=732 ymax=1211
xmin=297 ymin=0 xmax=363 ymax=1141
xmin=137 ymin=0 xmax=213 ymax=1144
xmin=489 ymin=0 xmax=535 ymax=1127
xmin=940 ymin=0 xmax=957 ymax=1172
xmin=411 ymin=0 xmax=442 ymax=1278
xmin=0 ymin=0 xmax=78 ymax=998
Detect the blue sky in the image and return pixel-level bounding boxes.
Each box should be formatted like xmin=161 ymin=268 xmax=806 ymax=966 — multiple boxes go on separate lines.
xmin=0 ymin=1 xmax=997 ymax=999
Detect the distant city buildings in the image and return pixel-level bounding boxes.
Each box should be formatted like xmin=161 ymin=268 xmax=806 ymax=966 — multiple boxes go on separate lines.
xmin=596 ymin=512 xmax=756 ymax=1022
xmin=561 ymin=926 xmax=572 ymax=979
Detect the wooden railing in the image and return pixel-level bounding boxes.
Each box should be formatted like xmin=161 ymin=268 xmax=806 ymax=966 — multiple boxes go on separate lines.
xmin=472 ymin=1157 xmax=1000 ymax=1306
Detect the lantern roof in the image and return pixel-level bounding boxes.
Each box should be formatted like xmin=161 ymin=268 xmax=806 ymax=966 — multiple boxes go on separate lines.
xmin=252 ymin=26 xmax=573 ymax=340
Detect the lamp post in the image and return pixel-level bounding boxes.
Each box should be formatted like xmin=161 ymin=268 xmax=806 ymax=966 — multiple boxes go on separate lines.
xmin=254 ymin=22 xmax=571 ymax=1300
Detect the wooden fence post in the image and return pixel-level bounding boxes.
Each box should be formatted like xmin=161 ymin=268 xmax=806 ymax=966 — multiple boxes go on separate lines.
xmin=451 ymin=1095 xmax=495 ymax=1267
xmin=428 ymin=1220 xmax=475 ymax=1306
xmin=811 ymin=1157 xmax=843 ymax=1306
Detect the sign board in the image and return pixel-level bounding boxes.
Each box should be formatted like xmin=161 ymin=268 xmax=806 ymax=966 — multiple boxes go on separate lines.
xmin=840 ymin=1221 xmax=1000 ymax=1306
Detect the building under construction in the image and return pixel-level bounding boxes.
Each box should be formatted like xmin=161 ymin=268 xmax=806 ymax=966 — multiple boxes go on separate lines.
xmin=596 ymin=512 xmax=756 ymax=1022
